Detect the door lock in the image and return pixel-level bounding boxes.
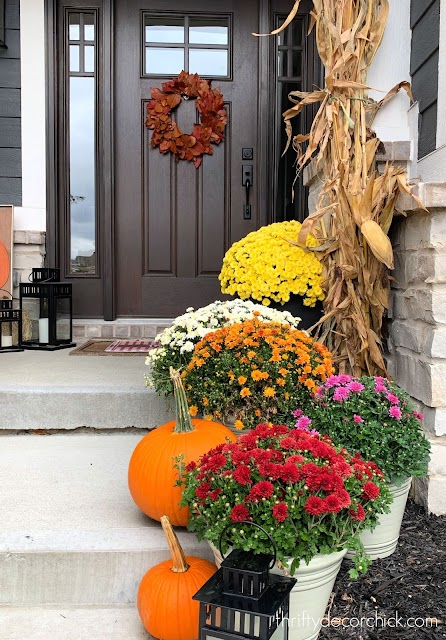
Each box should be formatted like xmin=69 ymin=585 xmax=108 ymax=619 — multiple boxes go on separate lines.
xmin=242 ymin=165 xmax=253 ymax=220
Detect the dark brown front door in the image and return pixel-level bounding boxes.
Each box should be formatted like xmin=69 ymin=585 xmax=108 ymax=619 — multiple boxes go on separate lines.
xmin=114 ymin=0 xmax=268 ymax=317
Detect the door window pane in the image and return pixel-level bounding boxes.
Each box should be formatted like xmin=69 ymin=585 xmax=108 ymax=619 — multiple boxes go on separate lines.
xmin=69 ymin=13 xmax=80 ymax=41
xmin=69 ymin=77 xmax=96 ymax=274
xmin=84 ymin=14 xmax=95 ymax=41
xmin=278 ymin=50 xmax=288 ymax=77
xmin=70 ymin=45 xmax=80 ymax=72
xmin=143 ymin=13 xmax=230 ymax=78
xmin=292 ymin=50 xmax=302 ymax=78
xmin=145 ymin=16 xmax=184 ymax=43
xmin=145 ymin=47 xmax=185 ymax=75
xmin=84 ymin=45 xmax=95 ymax=73
xmin=189 ymin=49 xmax=228 ymax=76
xmin=189 ymin=18 xmax=228 ymax=45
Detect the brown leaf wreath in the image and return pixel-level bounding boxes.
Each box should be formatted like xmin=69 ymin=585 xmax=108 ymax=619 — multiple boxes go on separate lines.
xmin=145 ymin=71 xmax=228 ymax=169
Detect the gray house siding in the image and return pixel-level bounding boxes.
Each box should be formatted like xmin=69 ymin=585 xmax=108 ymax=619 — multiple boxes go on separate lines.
xmin=0 ymin=0 xmax=21 ymax=205
xmin=410 ymin=0 xmax=440 ymax=159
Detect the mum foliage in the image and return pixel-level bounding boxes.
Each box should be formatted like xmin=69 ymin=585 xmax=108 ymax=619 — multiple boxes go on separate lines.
xmin=183 ymin=318 xmax=333 ymax=429
xmin=180 ymin=423 xmax=392 ymax=577
xmin=304 ymin=375 xmax=431 ymax=485
xmin=219 ymin=221 xmax=324 ymax=307
xmin=145 ymin=300 xmax=301 ymax=395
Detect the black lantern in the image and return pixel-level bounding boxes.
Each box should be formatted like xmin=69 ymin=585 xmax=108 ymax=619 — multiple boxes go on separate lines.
xmin=19 ymin=268 xmax=75 ymax=350
xmin=193 ymin=523 xmax=296 ymax=640
xmin=0 ymin=299 xmax=23 ymax=352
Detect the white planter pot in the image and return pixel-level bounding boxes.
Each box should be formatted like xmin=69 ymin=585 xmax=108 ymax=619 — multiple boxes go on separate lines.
xmin=346 ymin=476 xmax=412 ymax=561
xmin=209 ymin=542 xmax=347 ymax=640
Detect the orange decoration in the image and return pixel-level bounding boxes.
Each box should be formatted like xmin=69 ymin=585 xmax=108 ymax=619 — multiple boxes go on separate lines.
xmin=0 ymin=241 xmax=10 ymax=290
xmin=145 ymin=70 xmax=228 ymax=168
xmin=128 ymin=368 xmax=236 ymax=526
xmin=137 ymin=516 xmax=217 ymax=640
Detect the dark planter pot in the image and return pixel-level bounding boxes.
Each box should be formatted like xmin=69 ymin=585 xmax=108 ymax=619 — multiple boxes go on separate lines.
xmin=268 ymin=295 xmax=324 ymax=330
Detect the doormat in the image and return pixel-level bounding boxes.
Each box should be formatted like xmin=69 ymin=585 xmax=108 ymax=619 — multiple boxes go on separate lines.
xmin=69 ymin=339 xmax=160 ymax=356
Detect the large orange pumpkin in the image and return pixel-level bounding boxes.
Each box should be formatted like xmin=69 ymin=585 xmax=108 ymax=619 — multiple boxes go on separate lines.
xmin=138 ymin=516 xmax=217 ymax=640
xmin=128 ymin=368 xmax=236 ymax=526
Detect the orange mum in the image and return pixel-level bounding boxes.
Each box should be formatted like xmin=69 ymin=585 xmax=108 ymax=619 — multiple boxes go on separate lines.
xmin=184 ymin=319 xmax=333 ymax=429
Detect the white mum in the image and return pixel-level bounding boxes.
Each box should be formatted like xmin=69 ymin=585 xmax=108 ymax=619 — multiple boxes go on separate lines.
xmin=146 ymin=298 xmax=300 ymax=372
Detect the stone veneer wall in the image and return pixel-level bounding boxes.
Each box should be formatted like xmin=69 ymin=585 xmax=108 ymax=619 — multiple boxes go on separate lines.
xmin=12 ymin=230 xmax=45 ymax=299
xmin=304 ymin=143 xmax=446 ymax=516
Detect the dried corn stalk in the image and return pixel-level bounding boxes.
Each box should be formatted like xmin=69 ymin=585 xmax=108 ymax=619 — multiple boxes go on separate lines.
xmin=258 ymin=0 xmax=426 ymax=376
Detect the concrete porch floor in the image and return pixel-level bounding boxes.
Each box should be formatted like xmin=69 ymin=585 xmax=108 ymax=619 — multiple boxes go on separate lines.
xmin=0 ymin=347 xmax=173 ymax=430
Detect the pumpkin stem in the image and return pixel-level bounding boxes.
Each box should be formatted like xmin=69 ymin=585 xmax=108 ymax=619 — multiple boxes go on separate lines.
xmin=170 ymin=367 xmax=194 ymax=434
xmin=161 ymin=515 xmax=190 ymax=573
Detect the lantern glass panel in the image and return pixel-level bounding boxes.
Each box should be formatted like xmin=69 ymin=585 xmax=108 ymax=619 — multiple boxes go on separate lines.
xmin=56 ymin=298 xmax=71 ymax=341
xmin=21 ymin=297 xmax=50 ymax=344
xmin=1 ymin=321 xmax=13 ymax=348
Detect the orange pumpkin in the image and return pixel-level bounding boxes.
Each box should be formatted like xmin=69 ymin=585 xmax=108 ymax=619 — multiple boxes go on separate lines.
xmin=137 ymin=516 xmax=217 ymax=640
xmin=128 ymin=368 xmax=236 ymax=526
xmin=0 ymin=240 xmax=10 ymax=290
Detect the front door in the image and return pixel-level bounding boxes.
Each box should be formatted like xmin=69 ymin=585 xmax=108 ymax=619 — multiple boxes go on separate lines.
xmin=50 ymin=0 xmax=318 ymax=319
xmin=114 ymin=0 xmax=267 ymax=317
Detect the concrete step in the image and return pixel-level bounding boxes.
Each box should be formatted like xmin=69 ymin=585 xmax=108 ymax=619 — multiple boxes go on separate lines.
xmin=0 ymin=607 xmax=153 ymax=640
xmin=0 ymin=434 xmax=213 ymax=607
xmin=0 ymin=349 xmax=173 ymax=430
xmin=73 ymin=319 xmax=173 ymax=340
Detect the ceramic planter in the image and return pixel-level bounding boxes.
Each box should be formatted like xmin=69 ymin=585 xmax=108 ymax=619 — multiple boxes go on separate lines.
xmin=346 ymin=476 xmax=412 ymax=561
xmin=209 ymin=542 xmax=346 ymax=640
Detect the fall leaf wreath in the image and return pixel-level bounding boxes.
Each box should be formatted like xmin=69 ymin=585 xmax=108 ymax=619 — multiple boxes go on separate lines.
xmin=145 ymin=71 xmax=228 ymax=168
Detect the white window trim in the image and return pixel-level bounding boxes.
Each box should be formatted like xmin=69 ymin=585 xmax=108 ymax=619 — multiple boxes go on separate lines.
xmin=17 ymin=0 xmax=46 ymax=231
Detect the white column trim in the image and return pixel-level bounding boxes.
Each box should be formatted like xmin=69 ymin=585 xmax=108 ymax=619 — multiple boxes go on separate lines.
xmin=17 ymin=0 xmax=47 ymax=232
xmin=437 ymin=0 xmax=446 ymax=147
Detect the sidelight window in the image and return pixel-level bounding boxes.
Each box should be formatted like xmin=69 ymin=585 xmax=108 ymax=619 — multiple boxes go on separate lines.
xmin=143 ymin=14 xmax=230 ymax=78
xmin=67 ymin=10 xmax=98 ymax=275
xmin=275 ymin=14 xmax=307 ymax=223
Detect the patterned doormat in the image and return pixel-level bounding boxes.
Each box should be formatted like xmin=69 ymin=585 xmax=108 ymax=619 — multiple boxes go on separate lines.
xmin=69 ymin=339 xmax=160 ymax=356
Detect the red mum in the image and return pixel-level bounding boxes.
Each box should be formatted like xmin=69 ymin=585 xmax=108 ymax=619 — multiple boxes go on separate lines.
xmin=205 ymin=453 xmax=227 ymax=472
xmin=304 ymin=496 xmax=327 ymax=516
xmin=230 ymin=504 xmax=250 ymax=522
xmin=279 ymin=462 xmax=301 ymax=483
xmin=233 ymin=465 xmax=252 ymax=486
xmin=247 ymin=481 xmax=274 ymax=502
xmin=362 ymin=481 xmax=380 ymax=500
xmin=323 ymin=494 xmax=343 ymax=513
xmin=280 ymin=437 xmax=297 ymax=450
xmin=195 ymin=482 xmax=211 ymax=500
xmin=272 ymin=502 xmax=289 ymax=522
xmin=349 ymin=504 xmax=366 ymax=521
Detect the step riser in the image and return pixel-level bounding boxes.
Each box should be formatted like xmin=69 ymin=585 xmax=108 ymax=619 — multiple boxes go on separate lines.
xmin=0 ymin=607 xmax=151 ymax=640
xmin=0 ymin=391 xmax=173 ymax=430
xmin=0 ymin=544 xmax=213 ymax=606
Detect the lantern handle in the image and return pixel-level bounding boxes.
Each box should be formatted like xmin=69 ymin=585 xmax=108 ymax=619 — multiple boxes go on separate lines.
xmin=218 ymin=521 xmax=277 ymax=569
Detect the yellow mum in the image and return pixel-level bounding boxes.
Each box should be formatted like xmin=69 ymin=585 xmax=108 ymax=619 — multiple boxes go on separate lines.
xmin=219 ymin=220 xmax=324 ymax=307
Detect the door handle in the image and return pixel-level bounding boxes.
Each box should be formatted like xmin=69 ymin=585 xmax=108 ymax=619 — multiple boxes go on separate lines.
xmin=242 ymin=165 xmax=253 ymax=220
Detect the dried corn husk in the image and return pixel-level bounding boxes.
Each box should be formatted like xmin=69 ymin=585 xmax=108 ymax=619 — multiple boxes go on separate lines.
xmin=256 ymin=0 xmax=427 ymax=376
xmin=360 ymin=220 xmax=394 ymax=269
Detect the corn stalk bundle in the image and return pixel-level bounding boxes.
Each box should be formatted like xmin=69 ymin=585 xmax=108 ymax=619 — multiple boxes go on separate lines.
xmin=257 ymin=0 xmax=426 ymax=376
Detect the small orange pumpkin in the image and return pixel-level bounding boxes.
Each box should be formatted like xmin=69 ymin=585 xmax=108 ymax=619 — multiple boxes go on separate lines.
xmin=0 ymin=240 xmax=10 ymax=290
xmin=128 ymin=367 xmax=236 ymax=526
xmin=137 ymin=516 xmax=217 ymax=640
